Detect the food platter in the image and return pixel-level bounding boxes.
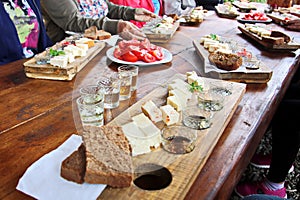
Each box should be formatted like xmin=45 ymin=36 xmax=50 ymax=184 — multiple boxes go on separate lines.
xmin=142 ymin=21 xmax=180 ymax=43
xmin=232 ymin=1 xmax=257 ymax=12
xmin=23 ymin=41 xmax=105 ymax=81
xmin=106 ymin=47 xmax=173 ymax=66
xmin=238 ymin=25 xmax=300 ymax=51
xmin=237 ymin=16 xmax=272 ymax=24
xmin=215 ymin=5 xmax=239 ymax=19
xmin=267 ymin=13 xmax=299 ymax=25
xmin=193 ymin=40 xmax=273 ymax=83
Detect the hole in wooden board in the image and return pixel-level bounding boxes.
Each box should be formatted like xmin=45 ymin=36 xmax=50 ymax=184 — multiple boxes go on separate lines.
xmin=133 ymin=163 xmax=172 ymax=190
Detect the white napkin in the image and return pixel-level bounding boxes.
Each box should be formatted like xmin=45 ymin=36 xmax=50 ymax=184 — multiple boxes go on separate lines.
xmin=16 ymin=134 xmax=106 ymax=200
xmin=103 ymin=35 xmax=120 ymax=47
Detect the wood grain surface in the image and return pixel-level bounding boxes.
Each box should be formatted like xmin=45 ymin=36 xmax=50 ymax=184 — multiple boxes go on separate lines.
xmin=0 ymin=4 xmax=300 ymax=200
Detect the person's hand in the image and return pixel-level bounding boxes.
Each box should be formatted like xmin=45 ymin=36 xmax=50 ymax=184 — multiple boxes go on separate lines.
xmin=117 ymin=20 xmax=146 ymax=40
xmin=134 ymin=8 xmax=158 ymax=22
xmin=285 ymin=19 xmax=300 ymax=31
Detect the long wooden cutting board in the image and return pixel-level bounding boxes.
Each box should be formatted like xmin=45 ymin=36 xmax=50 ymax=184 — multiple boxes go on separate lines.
xmin=23 ymin=41 xmax=105 ymax=81
xmin=99 ymin=74 xmax=246 ymax=200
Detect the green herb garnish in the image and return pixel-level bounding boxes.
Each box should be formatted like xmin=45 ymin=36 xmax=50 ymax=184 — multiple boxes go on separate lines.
xmin=49 ymin=48 xmax=65 ymax=57
xmin=189 ymin=81 xmax=203 ymax=93
xmin=210 ymin=34 xmax=218 ymax=40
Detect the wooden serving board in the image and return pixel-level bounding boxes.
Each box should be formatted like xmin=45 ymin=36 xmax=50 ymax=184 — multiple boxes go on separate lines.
xmin=23 ymin=41 xmax=105 ymax=81
xmin=238 ymin=25 xmax=300 ymax=51
xmin=100 ymin=74 xmax=246 ymax=200
xmin=232 ymin=1 xmax=257 ymax=12
xmin=142 ymin=22 xmax=180 ymax=43
xmin=215 ymin=6 xmax=239 ymax=19
xmin=193 ymin=40 xmax=273 ymax=83
xmin=266 ymin=13 xmax=299 ymax=24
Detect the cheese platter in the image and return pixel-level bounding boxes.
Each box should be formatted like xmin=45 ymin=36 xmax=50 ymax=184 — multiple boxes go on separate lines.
xmin=142 ymin=17 xmax=180 ymax=43
xmin=215 ymin=4 xmax=239 ymax=19
xmin=24 ymin=38 xmax=105 ymax=81
xmin=232 ymin=1 xmax=257 ymax=12
xmin=98 ymin=73 xmax=246 ymax=199
xmin=238 ymin=24 xmax=300 ymax=51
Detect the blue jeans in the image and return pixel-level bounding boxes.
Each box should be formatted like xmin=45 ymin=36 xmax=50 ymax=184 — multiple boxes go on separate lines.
xmin=243 ymin=194 xmax=290 ymax=200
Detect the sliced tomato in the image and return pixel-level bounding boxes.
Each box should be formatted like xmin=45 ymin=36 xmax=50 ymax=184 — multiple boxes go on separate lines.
xmin=149 ymin=49 xmax=164 ymax=61
xmin=132 ymin=49 xmax=147 ymax=60
xmin=113 ymin=47 xmax=122 ymax=59
xmin=142 ymin=52 xmax=156 ymax=63
xmin=122 ymin=51 xmax=138 ymax=62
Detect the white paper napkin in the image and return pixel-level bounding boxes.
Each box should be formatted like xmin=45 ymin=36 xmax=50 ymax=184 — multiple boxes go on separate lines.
xmin=16 ymin=134 xmax=106 ymax=200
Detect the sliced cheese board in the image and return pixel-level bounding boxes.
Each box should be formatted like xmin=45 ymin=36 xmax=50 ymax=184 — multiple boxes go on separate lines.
xmin=215 ymin=5 xmax=239 ymax=19
xmin=232 ymin=1 xmax=257 ymax=12
xmin=99 ymin=73 xmax=246 ymax=199
xmin=238 ymin=25 xmax=300 ymax=51
xmin=23 ymin=41 xmax=105 ymax=81
xmin=142 ymin=21 xmax=180 ymax=43
xmin=193 ymin=39 xmax=273 ymax=83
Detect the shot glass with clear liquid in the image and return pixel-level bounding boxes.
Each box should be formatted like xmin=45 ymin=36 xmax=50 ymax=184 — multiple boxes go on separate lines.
xmin=97 ymin=76 xmax=120 ymax=109
xmin=118 ymin=65 xmax=139 ymax=91
xmin=118 ymin=71 xmax=132 ymax=100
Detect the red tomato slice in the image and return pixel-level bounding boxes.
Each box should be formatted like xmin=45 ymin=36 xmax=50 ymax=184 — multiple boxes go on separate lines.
xmin=113 ymin=47 xmax=122 ymax=59
xmin=149 ymin=49 xmax=164 ymax=61
xmin=132 ymin=49 xmax=147 ymax=60
xmin=142 ymin=53 xmax=156 ymax=63
xmin=122 ymin=51 xmax=138 ymax=62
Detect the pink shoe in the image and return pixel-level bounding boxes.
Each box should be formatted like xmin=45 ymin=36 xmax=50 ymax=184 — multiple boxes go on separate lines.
xmin=235 ymin=181 xmax=287 ymax=198
xmin=250 ymin=153 xmax=294 ymax=173
xmin=250 ymin=153 xmax=272 ymax=168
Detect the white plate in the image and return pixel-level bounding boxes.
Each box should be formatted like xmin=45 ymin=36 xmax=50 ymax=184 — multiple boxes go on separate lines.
xmin=106 ymin=47 xmax=172 ymax=66
xmin=237 ymin=16 xmax=272 ymax=24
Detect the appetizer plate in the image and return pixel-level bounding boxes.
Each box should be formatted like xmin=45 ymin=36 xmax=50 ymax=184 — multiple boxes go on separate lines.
xmin=106 ymin=47 xmax=173 ymax=66
xmin=237 ymin=16 xmax=272 ymax=24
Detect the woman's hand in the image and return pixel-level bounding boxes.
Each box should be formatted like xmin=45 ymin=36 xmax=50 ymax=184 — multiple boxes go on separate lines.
xmin=117 ymin=20 xmax=146 ymax=40
xmin=134 ymin=8 xmax=158 ymax=22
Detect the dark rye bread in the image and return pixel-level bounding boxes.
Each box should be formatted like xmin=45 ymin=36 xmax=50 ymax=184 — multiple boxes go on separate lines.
xmin=61 ymin=144 xmax=86 ymax=184
xmin=208 ymin=51 xmax=243 ymax=71
xmin=83 ymin=125 xmax=133 ymax=188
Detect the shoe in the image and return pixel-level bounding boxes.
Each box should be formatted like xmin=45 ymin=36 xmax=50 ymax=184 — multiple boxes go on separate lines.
xmin=250 ymin=153 xmax=294 ymax=173
xmin=235 ymin=181 xmax=287 ymax=198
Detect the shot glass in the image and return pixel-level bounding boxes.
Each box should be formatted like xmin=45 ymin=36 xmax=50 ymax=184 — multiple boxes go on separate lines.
xmin=97 ymin=76 xmax=120 ymax=109
xmin=118 ymin=65 xmax=139 ymax=91
xmin=76 ymin=95 xmax=104 ymax=127
xmin=118 ymin=71 xmax=132 ymax=101
xmin=182 ymin=106 xmax=213 ymax=130
xmin=197 ymin=87 xmax=224 ymax=111
xmin=79 ymin=85 xmax=105 ymax=104
xmin=161 ymin=125 xmax=197 ymax=154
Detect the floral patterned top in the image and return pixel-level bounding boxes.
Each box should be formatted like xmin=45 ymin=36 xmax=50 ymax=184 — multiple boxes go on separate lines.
xmin=77 ymin=0 xmax=108 ymax=19
xmin=2 ymin=0 xmax=39 ymax=58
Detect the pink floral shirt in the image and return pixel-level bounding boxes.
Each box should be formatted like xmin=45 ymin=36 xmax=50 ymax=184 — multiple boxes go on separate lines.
xmin=77 ymin=0 xmax=108 ymax=19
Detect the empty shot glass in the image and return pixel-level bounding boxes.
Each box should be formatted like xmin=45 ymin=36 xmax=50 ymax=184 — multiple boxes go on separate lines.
xmin=97 ymin=76 xmax=120 ymax=109
xmin=118 ymin=65 xmax=139 ymax=91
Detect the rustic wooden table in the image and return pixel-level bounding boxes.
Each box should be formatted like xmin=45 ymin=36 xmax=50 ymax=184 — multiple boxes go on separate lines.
xmin=0 ymin=9 xmax=299 ymax=200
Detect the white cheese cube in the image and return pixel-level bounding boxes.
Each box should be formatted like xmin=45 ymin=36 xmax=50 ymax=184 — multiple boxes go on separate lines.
xmin=49 ymin=55 xmax=68 ymax=68
xmin=132 ymin=113 xmax=153 ymax=129
xmin=141 ymin=100 xmax=162 ymax=123
xmin=160 ymin=105 xmax=180 ymax=126
xmin=167 ymin=95 xmax=184 ymax=111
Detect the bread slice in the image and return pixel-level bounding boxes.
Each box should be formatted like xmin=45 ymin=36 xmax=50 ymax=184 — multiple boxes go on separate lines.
xmin=83 ymin=125 xmax=133 ymax=188
xmin=261 ymin=36 xmax=285 ymax=45
xmin=84 ymin=26 xmax=111 ymax=40
xmin=208 ymin=51 xmax=242 ymax=71
xmin=61 ymin=144 xmax=86 ymax=184
xmin=270 ymin=31 xmax=291 ymax=43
